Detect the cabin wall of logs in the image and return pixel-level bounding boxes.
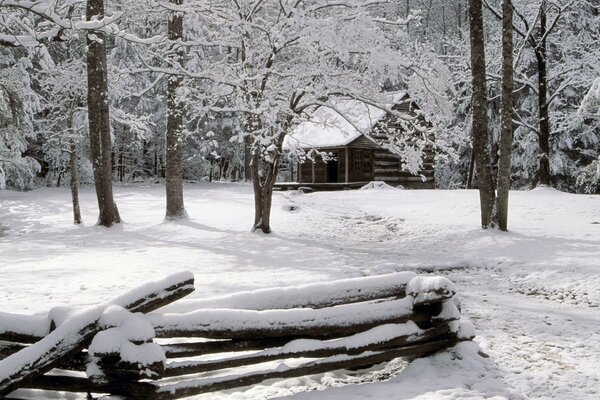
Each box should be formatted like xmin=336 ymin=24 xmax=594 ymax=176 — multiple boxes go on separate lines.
xmin=0 ymin=272 xmax=474 ymax=399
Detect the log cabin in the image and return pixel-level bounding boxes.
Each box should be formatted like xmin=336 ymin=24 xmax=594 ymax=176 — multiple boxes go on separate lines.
xmin=280 ymin=92 xmax=435 ymax=190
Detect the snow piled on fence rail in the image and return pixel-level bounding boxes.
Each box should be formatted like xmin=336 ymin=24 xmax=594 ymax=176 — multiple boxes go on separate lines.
xmin=1 ymin=183 xmax=599 ymax=399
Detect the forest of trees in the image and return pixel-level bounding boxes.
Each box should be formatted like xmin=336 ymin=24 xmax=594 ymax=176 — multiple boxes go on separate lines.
xmin=1 ymin=0 xmax=599 ymax=232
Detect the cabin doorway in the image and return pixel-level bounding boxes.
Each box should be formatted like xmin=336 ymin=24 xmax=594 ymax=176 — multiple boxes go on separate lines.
xmin=326 ymin=159 xmax=338 ymax=183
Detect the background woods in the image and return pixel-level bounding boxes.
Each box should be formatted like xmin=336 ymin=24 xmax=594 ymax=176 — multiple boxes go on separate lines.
xmin=0 ymin=0 xmax=598 ymax=231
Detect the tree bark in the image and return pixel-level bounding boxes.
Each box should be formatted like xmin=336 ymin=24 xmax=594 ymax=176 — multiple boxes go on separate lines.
xmin=86 ymin=0 xmax=120 ymax=227
xmin=244 ymin=136 xmax=252 ymax=181
xmin=536 ymin=1 xmax=551 ymax=186
xmin=468 ymin=0 xmax=496 ymax=228
xmin=495 ymin=0 xmax=514 ymax=231
xmin=69 ymin=138 xmax=82 ymax=225
xmin=165 ymin=0 xmax=187 ymax=219
xmin=251 ymin=130 xmax=287 ymax=234
xmin=466 ymin=146 xmax=475 ymax=189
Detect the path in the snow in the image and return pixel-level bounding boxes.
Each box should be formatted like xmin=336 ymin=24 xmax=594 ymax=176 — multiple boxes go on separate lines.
xmin=283 ymin=189 xmax=600 ymax=400
xmin=447 ymin=268 xmax=600 ymax=400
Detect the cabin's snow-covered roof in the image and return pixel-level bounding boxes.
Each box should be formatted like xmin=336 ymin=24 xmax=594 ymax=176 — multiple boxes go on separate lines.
xmin=284 ymin=92 xmax=407 ymax=150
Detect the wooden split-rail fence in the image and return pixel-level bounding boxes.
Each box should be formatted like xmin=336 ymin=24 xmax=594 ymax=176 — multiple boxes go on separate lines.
xmin=0 ymin=271 xmax=474 ymax=399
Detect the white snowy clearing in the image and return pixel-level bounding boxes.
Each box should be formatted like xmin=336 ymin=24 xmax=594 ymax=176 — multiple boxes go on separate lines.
xmin=1 ymin=183 xmax=599 ymax=399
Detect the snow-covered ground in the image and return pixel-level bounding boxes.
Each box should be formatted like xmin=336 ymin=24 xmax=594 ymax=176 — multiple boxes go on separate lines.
xmin=1 ymin=183 xmax=599 ymax=399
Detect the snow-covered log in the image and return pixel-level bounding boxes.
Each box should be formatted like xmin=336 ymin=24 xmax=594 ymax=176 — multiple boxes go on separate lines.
xmin=407 ymin=276 xmax=457 ymax=307
xmin=19 ymin=374 xmax=158 ymax=399
xmin=0 ymin=272 xmax=194 ymax=396
xmin=161 ymin=271 xmax=416 ymax=312
xmin=0 ymin=312 xmax=52 ymax=343
xmin=156 ymin=337 xmax=458 ymax=399
xmin=0 ymin=343 xmax=25 ymax=361
xmin=163 ymin=321 xmax=451 ymax=377
xmin=149 ymin=296 xmax=460 ymax=340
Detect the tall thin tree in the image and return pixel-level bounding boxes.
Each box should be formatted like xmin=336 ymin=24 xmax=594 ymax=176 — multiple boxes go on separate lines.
xmin=536 ymin=0 xmax=551 ymax=186
xmin=468 ymin=0 xmax=496 ymax=228
xmin=165 ymin=0 xmax=187 ymax=219
xmin=495 ymin=0 xmax=514 ymax=231
xmin=86 ymin=0 xmax=120 ymax=227
xmin=67 ymin=104 xmax=82 ymax=225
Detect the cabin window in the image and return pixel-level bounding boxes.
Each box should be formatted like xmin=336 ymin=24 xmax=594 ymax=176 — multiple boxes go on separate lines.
xmin=353 ymin=150 xmax=362 ymax=172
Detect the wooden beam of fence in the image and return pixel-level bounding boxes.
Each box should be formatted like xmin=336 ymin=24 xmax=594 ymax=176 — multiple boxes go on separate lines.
xmin=160 ymin=271 xmax=416 ymax=313
xmin=0 ymin=313 xmax=52 ymax=344
xmin=0 ymin=344 xmax=24 ymax=361
xmin=19 ymin=374 xmax=158 ymax=398
xmin=152 ymin=296 xmax=416 ymax=340
xmin=151 ymin=298 xmax=458 ymax=340
xmin=157 ymin=337 xmax=458 ymax=399
xmin=162 ymin=337 xmax=294 ymax=358
xmin=163 ymin=322 xmax=452 ymax=377
xmin=0 ymin=272 xmax=195 ymax=396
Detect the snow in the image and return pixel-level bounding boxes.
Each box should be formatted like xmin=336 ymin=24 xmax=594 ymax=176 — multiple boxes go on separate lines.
xmin=92 ymin=307 xmax=156 ymax=353
xmin=88 ymin=307 xmax=165 ymax=378
xmin=119 ymin=342 xmax=165 ymax=365
xmin=407 ymin=276 xmax=456 ymax=305
xmin=359 ymin=181 xmax=400 ymax=190
xmin=579 ymin=77 xmax=600 ymax=116
xmin=283 ymin=92 xmax=407 ymax=150
xmin=0 ymin=311 xmax=50 ymax=338
xmin=456 ymin=320 xmax=476 ymax=341
xmin=1 ymin=183 xmax=600 ymax=399
xmin=432 ymin=301 xmax=460 ymax=323
xmin=407 ymin=276 xmax=456 ymax=297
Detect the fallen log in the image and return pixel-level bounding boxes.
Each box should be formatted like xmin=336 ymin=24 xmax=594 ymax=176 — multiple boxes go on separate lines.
xmin=0 ymin=271 xmax=194 ymax=396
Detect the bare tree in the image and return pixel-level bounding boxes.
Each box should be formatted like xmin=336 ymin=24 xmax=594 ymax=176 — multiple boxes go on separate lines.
xmin=535 ymin=1 xmax=550 ymax=186
xmin=494 ymin=0 xmax=514 ymax=231
xmin=468 ymin=0 xmax=496 ymax=228
xmin=165 ymin=0 xmax=187 ymax=219
xmin=66 ymin=105 xmax=82 ymax=225
xmin=86 ymin=0 xmax=120 ymax=227
xmin=486 ymin=0 xmax=576 ymax=187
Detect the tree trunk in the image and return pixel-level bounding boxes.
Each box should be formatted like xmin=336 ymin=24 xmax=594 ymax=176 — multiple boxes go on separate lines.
xmin=466 ymin=146 xmax=475 ymax=189
xmin=69 ymin=140 xmax=82 ymax=225
xmin=251 ymin=131 xmax=287 ymax=234
xmin=244 ymin=136 xmax=252 ymax=181
xmin=86 ymin=0 xmax=120 ymax=227
xmin=468 ymin=0 xmax=496 ymax=228
xmin=118 ymin=152 xmax=124 ymax=182
xmin=495 ymin=0 xmax=514 ymax=231
xmin=67 ymin=110 xmax=82 ymax=225
xmin=536 ymin=1 xmax=551 ymax=186
xmin=165 ymin=0 xmax=187 ymax=219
